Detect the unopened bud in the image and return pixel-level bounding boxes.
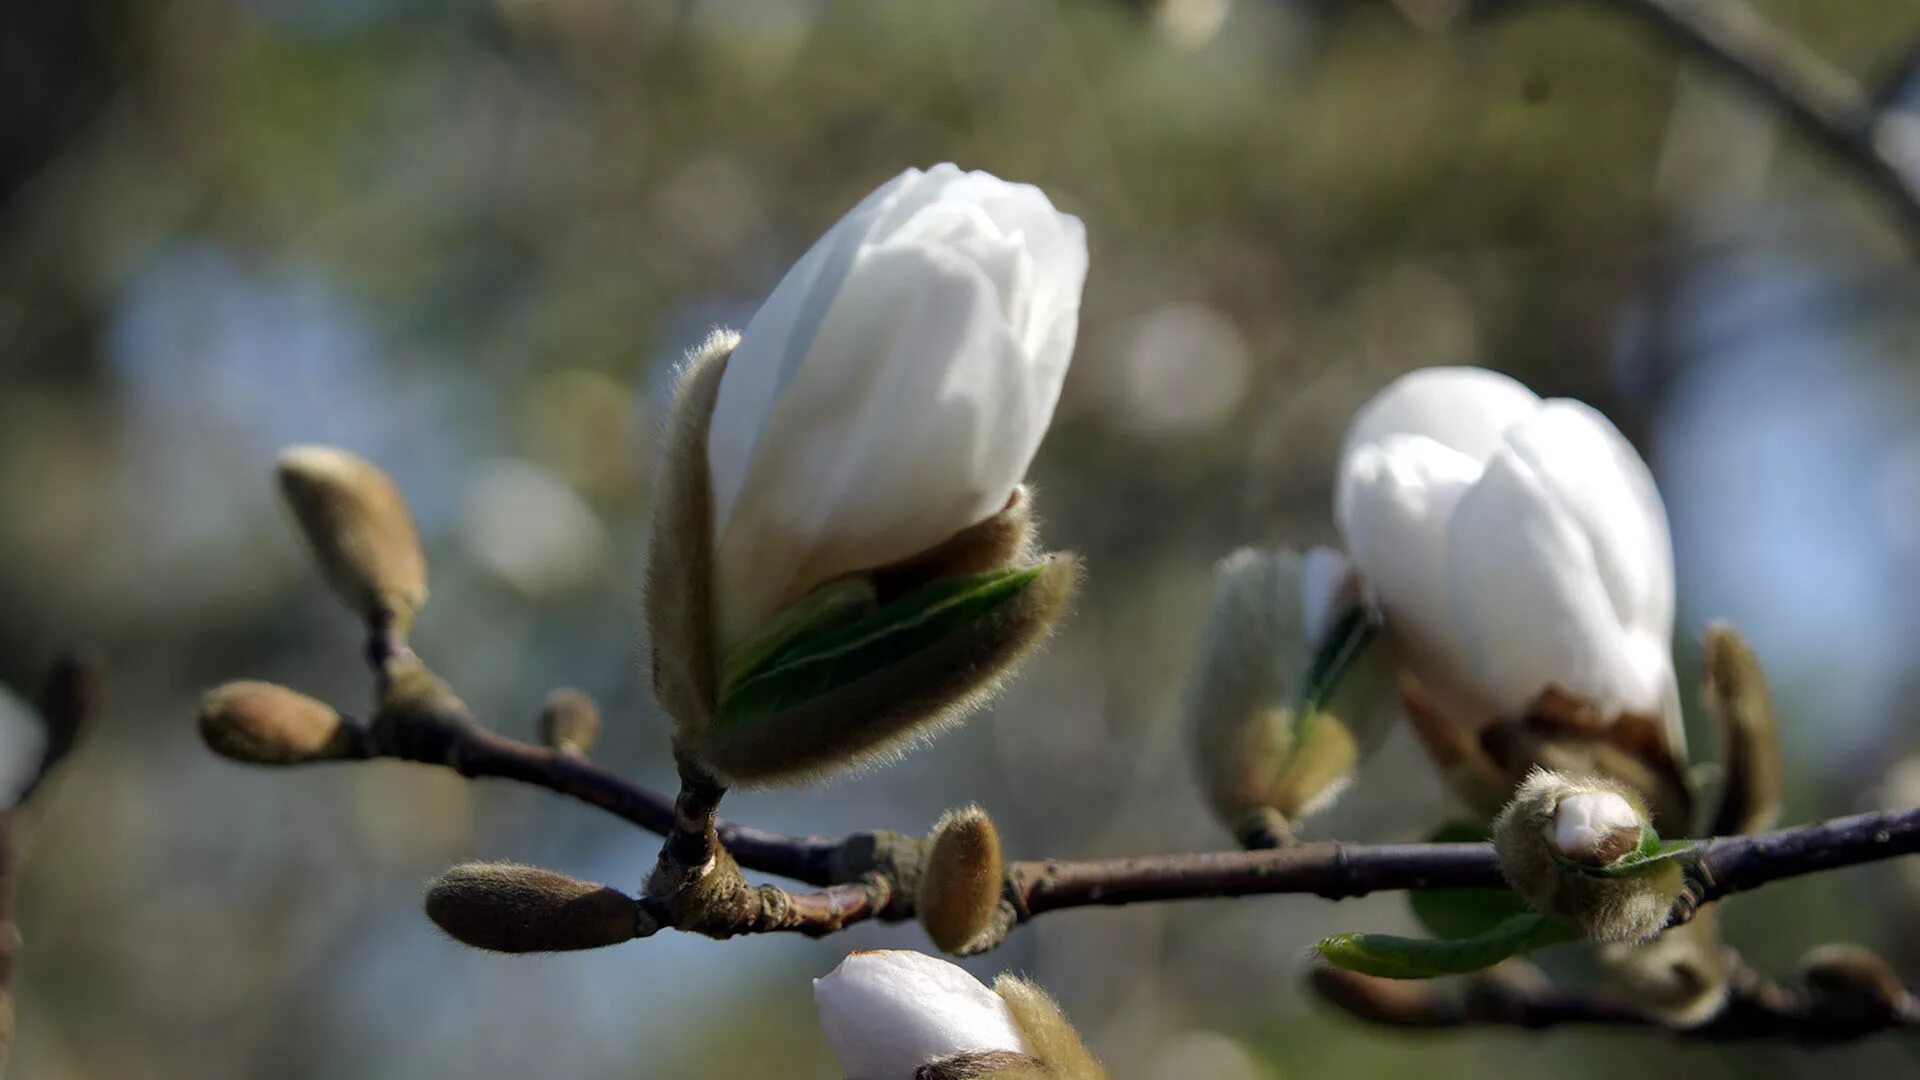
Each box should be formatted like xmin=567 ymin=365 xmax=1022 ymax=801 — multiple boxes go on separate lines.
xmin=277 ymin=445 xmax=429 ymax=633
xmin=198 ymin=681 xmax=363 ymax=765
xmin=537 ymin=688 xmax=600 ymax=754
xmin=1187 ymin=548 xmax=1389 ymax=841
xmin=1491 ymin=769 xmax=1681 ymax=944
xmin=1798 ymin=944 xmax=1911 ymax=1015
xmin=919 ymin=805 xmax=1005 ymax=954
xmin=992 ymin=974 xmax=1111 ymax=1080
xmin=425 ymin=862 xmax=639 ymax=953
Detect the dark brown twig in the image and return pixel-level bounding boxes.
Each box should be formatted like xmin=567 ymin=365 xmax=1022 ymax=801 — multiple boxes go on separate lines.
xmin=336 ymin=694 xmax=1920 ymax=938
xmin=1596 ymin=0 xmax=1920 ymax=235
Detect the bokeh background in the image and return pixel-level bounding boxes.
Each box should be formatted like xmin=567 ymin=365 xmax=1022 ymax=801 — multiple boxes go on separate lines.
xmin=6 ymin=0 xmax=1920 ymax=1076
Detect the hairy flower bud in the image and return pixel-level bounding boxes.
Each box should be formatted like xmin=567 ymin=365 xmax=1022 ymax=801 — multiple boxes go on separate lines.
xmin=198 ymin=681 xmax=363 ymax=765
xmin=918 ymin=805 xmax=1006 ymax=954
xmin=536 ymin=688 xmax=600 ymax=755
xmin=644 ymin=169 xmax=1086 ymax=788
xmin=425 ymin=862 xmax=639 ymax=953
xmin=705 ymin=164 xmax=1087 ymax=655
xmin=1186 ymin=547 xmax=1392 ymax=841
xmin=1491 ymin=769 xmax=1682 ymax=944
xmin=277 ymin=446 xmax=429 ymax=633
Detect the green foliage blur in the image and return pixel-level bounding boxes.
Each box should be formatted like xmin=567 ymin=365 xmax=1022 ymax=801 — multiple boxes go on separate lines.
xmin=4 ymin=0 xmax=1920 ymax=1076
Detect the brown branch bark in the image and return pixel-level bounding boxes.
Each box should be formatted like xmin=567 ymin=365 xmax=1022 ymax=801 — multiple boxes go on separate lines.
xmin=340 ymin=693 xmax=1920 ymax=940
xmin=1595 ymin=0 xmax=1920 ymax=235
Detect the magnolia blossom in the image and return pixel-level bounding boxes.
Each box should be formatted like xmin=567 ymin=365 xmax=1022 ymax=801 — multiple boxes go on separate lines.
xmin=813 ymin=950 xmax=1028 ymax=1080
xmin=1334 ymin=367 xmax=1678 ymax=740
xmin=706 ymin=164 xmax=1088 ymax=651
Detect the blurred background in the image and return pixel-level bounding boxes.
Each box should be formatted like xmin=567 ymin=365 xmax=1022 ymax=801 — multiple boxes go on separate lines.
xmin=5 ymin=0 xmax=1920 ymax=1076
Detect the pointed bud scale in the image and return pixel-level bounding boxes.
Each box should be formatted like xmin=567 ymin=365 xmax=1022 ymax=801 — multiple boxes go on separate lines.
xmin=537 ymin=688 xmax=600 ymax=755
xmin=198 ymin=681 xmax=364 ymax=765
xmin=919 ymin=805 xmax=1005 ymax=954
xmin=1490 ymin=768 xmax=1681 ymax=944
xmin=1702 ymin=621 xmax=1782 ymax=836
xmin=695 ymin=555 xmax=1077 ymax=786
xmin=645 ymin=331 xmax=733 ymax=741
xmin=991 ymin=974 xmax=1111 ymax=1080
xmin=425 ymin=862 xmax=639 ymax=953
xmin=276 ymin=446 xmax=428 ymax=633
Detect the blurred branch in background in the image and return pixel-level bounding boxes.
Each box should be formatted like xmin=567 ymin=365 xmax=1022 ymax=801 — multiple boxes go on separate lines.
xmin=0 ymin=652 xmax=99 ymax=1076
xmin=1310 ymin=951 xmax=1920 ymax=1042
xmin=1596 ymin=0 xmax=1920 ymax=237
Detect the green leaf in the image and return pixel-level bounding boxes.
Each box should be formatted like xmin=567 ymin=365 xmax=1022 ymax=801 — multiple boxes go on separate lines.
xmin=1406 ymin=822 xmax=1531 ymax=940
xmin=1295 ymin=604 xmax=1378 ymax=738
xmin=1408 ymin=887 xmax=1533 ymax=941
xmin=1316 ymin=913 xmax=1578 ymax=980
xmin=717 ymin=577 xmax=878 ymax=701
xmin=715 ymin=565 xmax=1043 ymax=731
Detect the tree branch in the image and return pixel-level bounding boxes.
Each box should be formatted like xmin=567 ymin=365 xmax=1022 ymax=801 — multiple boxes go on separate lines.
xmin=335 ymin=691 xmax=1920 ymax=940
xmin=1595 ymin=0 xmax=1920 ymax=234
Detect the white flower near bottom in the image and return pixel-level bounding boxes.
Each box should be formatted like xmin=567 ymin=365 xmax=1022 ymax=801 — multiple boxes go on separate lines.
xmin=1334 ymin=367 xmax=1679 ymax=743
xmin=813 ymin=950 xmax=1029 ymax=1080
xmin=705 ymin=163 xmax=1088 ymax=653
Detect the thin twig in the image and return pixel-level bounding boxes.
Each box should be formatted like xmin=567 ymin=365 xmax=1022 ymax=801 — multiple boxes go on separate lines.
xmin=1595 ymin=0 xmax=1920 ymax=234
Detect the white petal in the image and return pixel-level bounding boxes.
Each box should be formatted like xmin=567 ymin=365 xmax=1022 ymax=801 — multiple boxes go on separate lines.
xmin=709 ymin=239 xmax=1064 ymax=648
xmin=813 ymin=951 xmax=1028 ymax=1080
xmin=1335 ymin=434 xmax=1488 ymax=715
xmin=708 ymin=167 xmax=933 ymax=533
xmin=1499 ymin=401 xmax=1674 ymax=646
xmin=1444 ymin=445 xmax=1670 ymax=718
xmin=1336 ymin=367 xmax=1537 ymax=526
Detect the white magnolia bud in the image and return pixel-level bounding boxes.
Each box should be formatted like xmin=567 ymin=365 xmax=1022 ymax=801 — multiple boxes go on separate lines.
xmin=1334 ymin=367 xmax=1681 ymax=751
xmin=813 ymin=950 xmax=1029 ymax=1080
xmin=705 ymin=164 xmax=1087 ymax=653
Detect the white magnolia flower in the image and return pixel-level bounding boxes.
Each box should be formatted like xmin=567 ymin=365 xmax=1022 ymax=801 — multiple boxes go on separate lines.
xmin=1334 ymin=367 xmax=1679 ymax=742
xmin=706 ymin=164 xmax=1088 ymax=651
xmin=813 ymin=950 xmax=1029 ymax=1080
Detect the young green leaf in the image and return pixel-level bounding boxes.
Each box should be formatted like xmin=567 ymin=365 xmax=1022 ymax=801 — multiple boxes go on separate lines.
xmin=715 ymin=564 xmax=1043 ymax=730
xmin=1316 ymin=912 xmax=1578 ymax=980
xmin=716 ymin=576 xmax=878 ymax=701
xmin=1295 ymin=605 xmax=1377 ymax=736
